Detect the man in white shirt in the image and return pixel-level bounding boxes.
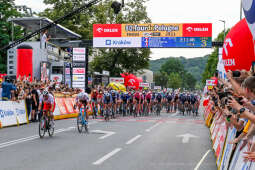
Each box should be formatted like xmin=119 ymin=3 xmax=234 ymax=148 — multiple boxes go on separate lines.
xmin=41 ymin=30 xmax=50 ymax=49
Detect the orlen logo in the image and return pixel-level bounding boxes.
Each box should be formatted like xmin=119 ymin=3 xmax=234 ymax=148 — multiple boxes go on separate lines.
xmin=103 ymin=28 xmax=119 ymax=33
xmin=128 ymin=79 xmax=135 ymax=85
xmin=186 ymin=27 xmax=193 ymax=32
xmin=97 ymin=28 xmax=103 ymax=33
xmin=186 ymin=27 xmax=209 ymax=32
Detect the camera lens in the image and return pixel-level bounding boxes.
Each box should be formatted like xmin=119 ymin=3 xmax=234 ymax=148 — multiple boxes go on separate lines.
xmin=232 ymin=71 xmax=241 ymax=77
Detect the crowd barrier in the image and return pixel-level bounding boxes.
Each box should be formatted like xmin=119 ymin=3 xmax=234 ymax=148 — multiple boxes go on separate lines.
xmin=203 ymin=99 xmax=255 ymax=170
xmin=0 ymin=94 xmax=96 ymax=128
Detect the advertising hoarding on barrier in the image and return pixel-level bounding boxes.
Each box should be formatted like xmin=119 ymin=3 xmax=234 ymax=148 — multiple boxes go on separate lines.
xmin=219 ymin=127 xmax=237 ymax=170
xmin=0 ymin=100 xmax=28 ymax=127
xmin=139 ymin=82 xmax=150 ymax=88
xmin=110 ymin=77 xmax=124 ymax=83
xmin=53 ymin=97 xmax=78 ymax=120
xmin=93 ymin=23 xmax=212 ymax=48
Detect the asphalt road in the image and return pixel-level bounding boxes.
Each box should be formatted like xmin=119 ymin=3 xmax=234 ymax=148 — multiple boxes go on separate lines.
xmin=0 ymin=110 xmax=217 ymax=170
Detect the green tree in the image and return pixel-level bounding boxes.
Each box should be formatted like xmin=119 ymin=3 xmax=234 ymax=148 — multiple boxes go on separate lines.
xmin=41 ymin=0 xmax=151 ymax=76
xmin=154 ymin=71 xmax=168 ymax=88
xmin=160 ymin=58 xmax=184 ymax=75
xmin=168 ymin=72 xmax=182 ymax=89
xmin=0 ymin=0 xmax=22 ymax=73
xmin=182 ymin=72 xmax=196 ymax=90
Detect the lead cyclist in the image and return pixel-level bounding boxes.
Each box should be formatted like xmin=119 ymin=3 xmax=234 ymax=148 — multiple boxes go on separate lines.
xmin=38 ymin=90 xmax=55 ymax=128
xmin=75 ymin=90 xmax=90 ymax=120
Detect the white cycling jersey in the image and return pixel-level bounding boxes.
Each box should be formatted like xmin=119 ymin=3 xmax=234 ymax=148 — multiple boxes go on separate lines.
xmin=76 ymin=92 xmax=89 ymax=102
xmin=39 ymin=94 xmax=54 ymax=105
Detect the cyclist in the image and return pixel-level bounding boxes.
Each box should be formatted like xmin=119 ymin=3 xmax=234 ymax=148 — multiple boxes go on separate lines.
xmin=173 ymin=92 xmax=179 ymax=112
xmin=155 ymin=92 xmax=162 ymax=115
xmin=91 ymin=89 xmax=98 ymax=119
xmin=166 ymin=92 xmax=173 ymax=113
xmin=38 ymin=90 xmax=55 ymax=128
xmin=145 ymin=91 xmax=152 ymax=114
xmin=121 ymin=92 xmax=129 ymax=116
xmin=179 ymin=93 xmax=187 ymax=115
xmin=128 ymin=91 xmax=134 ymax=116
xmin=103 ymin=91 xmax=112 ymax=119
xmin=97 ymin=90 xmax=104 ymax=117
xmin=75 ymin=91 xmax=90 ymax=120
xmin=134 ymin=90 xmax=142 ymax=116
xmin=111 ymin=90 xmax=117 ymax=118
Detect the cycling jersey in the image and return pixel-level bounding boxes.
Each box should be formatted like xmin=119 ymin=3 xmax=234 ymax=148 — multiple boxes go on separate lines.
xmin=167 ymin=94 xmax=173 ymax=102
xmin=91 ymin=91 xmax=98 ymax=101
xmin=156 ymin=93 xmax=162 ymax=102
xmin=104 ymin=94 xmax=112 ymax=104
xmin=121 ymin=93 xmax=130 ymax=103
xmin=40 ymin=94 xmax=54 ymax=111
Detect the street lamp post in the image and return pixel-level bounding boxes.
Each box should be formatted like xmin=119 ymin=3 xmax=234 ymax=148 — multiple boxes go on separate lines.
xmin=219 ymin=20 xmax=226 ymax=41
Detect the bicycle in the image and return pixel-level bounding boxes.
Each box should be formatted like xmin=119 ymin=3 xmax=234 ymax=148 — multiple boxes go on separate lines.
xmin=155 ymin=102 xmax=161 ymax=116
xmin=39 ymin=110 xmax=54 ymax=138
xmin=77 ymin=107 xmax=89 ymax=133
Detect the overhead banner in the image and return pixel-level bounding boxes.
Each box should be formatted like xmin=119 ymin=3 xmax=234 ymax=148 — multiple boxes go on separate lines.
xmin=93 ymin=23 xmax=212 ymax=48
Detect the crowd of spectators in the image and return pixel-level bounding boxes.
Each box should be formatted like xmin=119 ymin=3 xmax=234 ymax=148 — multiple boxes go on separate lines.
xmin=0 ymin=76 xmax=81 ymax=122
xmin=207 ymin=69 xmax=255 ymax=161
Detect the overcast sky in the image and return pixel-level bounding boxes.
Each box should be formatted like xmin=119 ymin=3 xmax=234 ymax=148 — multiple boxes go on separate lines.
xmin=15 ymin=0 xmax=243 ymax=60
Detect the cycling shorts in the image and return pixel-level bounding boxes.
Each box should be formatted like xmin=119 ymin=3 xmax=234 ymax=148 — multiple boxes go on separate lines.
xmin=147 ymin=99 xmax=151 ymax=103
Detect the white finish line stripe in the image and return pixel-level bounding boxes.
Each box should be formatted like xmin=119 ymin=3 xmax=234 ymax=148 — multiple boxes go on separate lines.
xmin=194 ymin=149 xmax=211 ymax=170
xmin=145 ymin=122 xmax=161 ymax=132
xmin=93 ymin=148 xmax=122 ymax=165
xmin=126 ymin=135 xmax=142 ymax=145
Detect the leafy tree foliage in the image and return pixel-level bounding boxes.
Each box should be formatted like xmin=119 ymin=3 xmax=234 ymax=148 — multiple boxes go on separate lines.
xmin=168 ymin=72 xmax=182 ymax=89
xmin=0 ymin=0 xmax=22 ymax=73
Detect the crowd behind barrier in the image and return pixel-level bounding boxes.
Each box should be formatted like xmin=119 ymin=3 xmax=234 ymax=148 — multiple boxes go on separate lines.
xmin=203 ymin=69 xmax=255 ymax=170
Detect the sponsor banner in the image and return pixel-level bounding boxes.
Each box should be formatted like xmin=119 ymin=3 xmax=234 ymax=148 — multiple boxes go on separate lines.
xmin=73 ymin=48 xmax=86 ymax=54
xmin=183 ymin=23 xmax=212 ymax=37
xmin=73 ymin=74 xmax=85 ymax=81
xmin=73 ymin=54 xmax=85 ymax=61
xmin=216 ymin=123 xmax=227 ymax=167
xmin=219 ymin=127 xmax=237 ymax=170
xmin=93 ymin=37 xmax=142 ymax=48
xmin=73 ymin=68 xmax=85 ymax=75
xmin=73 ymin=62 xmax=86 ymax=68
xmin=154 ymin=86 xmax=162 ymax=90
xmin=142 ymin=37 xmax=212 ymax=48
xmin=122 ymin=23 xmax=183 ymax=37
xmin=139 ymin=82 xmax=150 ymax=88
xmin=0 ymin=100 xmax=28 ymax=127
xmin=65 ymin=68 xmax=70 ymax=75
xmin=93 ymin=24 xmax=122 ymax=37
xmin=110 ymin=77 xmax=124 ymax=83
xmin=229 ymin=142 xmax=252 ymax=170
xmin=72 ymin=81 xmax=85 ymax=88
xmin=51 ymin=74 xmax=63 ymax=82
xmin=206 ymin=79 xmax=216 ymax=86
xmin=54 ymin=98 xmax=76 ymax=116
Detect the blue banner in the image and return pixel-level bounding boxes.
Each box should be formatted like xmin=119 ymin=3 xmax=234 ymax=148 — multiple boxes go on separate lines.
xmin=141 ymin=37 xmax=212 ymax=48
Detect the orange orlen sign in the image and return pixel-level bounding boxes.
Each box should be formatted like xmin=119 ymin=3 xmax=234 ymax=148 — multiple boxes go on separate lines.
xmin=121 ymin=24 xmax=183 ymax=37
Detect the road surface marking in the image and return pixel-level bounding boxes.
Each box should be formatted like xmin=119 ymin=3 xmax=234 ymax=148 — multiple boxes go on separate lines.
xmin=176 ymin=133 xmax=199 ymax=144
xmin=145 ymin=122 xmax=161 ymax=132
xmin=194 ymin=149 xmax=211 ymax=170
xmin=126 ymin=135 xmax=142 ymax=145
xmin=91 ymin=130 xmax=116 ymax=139
xmin=171 ymin=113 xmax=178 ymax=117
xmin=93 ymin=148 xmax=122 ymax=165
xmin=0 ymin=127 xmax=74 ymax=149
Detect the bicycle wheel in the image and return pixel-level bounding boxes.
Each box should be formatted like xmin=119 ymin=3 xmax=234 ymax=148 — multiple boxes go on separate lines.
xmin=77 ymin=114 xmax=83 ymax=133
xmin=84 ymin=123 xmax=89 ymax=133
xmin=39 ymin=117 xmax=46 ymax=138
xmin=48 ymin=120 xmax=54 ymax=137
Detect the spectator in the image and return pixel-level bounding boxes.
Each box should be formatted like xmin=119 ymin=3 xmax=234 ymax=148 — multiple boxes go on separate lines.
xmin=2 ymin=77 xmax=16 ymax=101
xmin=31 ymin=85 xmax=39 ymax=122
xmin=24 ymin=87 xmax=32 ymax=121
